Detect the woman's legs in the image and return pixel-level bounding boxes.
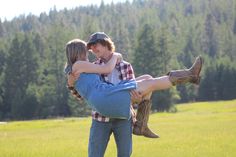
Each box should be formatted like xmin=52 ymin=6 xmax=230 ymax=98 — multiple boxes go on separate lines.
xmin=132 ymin=56 xmax=203 ymax=138
xmin=136 ymin=76 xmax=172 ymax=97
xmin=136 ymin=56 xmax=203 ymax=97
xmin=135 ymin=74 xmax=153 ymax=81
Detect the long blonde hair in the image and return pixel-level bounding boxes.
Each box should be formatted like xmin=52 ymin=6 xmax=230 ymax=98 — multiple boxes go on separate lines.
xmin=64 ymin=39 xmax=87 ymax=74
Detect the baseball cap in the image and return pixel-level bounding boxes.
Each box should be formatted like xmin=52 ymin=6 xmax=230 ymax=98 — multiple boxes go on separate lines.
xmin=87 ymin=32 xmax=110 ymax=47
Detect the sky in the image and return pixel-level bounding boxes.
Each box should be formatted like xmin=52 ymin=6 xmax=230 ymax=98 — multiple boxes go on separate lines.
xmin=0 ymin=0 xmax=131 ymax=21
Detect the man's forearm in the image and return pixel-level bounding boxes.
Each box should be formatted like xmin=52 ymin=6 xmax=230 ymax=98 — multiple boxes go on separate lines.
xmin=67 ymin=85 xmax=83 ymax=101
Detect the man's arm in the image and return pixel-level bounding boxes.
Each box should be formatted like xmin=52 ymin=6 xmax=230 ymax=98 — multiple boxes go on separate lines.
xmin=67 ymin=74 xmax=83 ymax=101
xmin=67 ymin=86 xmax=83 ymax=101
xmin=120 ymin=61 xmax=142 ymax=102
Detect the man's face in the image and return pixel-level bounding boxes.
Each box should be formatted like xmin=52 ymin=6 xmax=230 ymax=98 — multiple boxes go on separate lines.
xmin=90 ymin=43 xmax=107 ymax=59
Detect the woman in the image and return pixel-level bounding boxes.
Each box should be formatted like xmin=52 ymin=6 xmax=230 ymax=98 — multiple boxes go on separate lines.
xmin=65 ymin=38 xmax=203 ymax=119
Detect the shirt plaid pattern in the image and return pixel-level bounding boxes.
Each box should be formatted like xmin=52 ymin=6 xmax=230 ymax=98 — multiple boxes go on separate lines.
xmin=92 ymin=58 xmax=135 ymax=122
xmin=67 ymin=86 xmax=83 ymax=101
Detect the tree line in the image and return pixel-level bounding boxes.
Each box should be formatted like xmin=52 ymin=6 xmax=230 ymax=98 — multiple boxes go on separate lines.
xmin=0 ymin=0 xmax=236 ymax=120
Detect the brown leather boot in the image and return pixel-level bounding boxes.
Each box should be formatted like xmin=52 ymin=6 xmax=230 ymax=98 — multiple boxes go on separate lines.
xmin=168 ymin=56 xmax=203 ymax=85
xmin=133 ymin=100 xmax=159 ymax=138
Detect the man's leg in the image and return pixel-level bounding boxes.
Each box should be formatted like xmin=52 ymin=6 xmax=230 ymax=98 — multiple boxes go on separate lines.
xmin=88 ymin=120 xmax=112 ymax=157
xmin=112 ymin=119 xmax=132 ymax=157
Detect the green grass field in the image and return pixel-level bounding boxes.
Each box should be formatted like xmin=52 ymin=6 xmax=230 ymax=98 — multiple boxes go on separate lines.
xmin=0 ymin=100 xmax=236 ymax=157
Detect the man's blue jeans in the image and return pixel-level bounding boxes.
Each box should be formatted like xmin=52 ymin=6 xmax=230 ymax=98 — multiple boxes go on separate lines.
xmin=88 ymin=118 xmax=132 ymax=157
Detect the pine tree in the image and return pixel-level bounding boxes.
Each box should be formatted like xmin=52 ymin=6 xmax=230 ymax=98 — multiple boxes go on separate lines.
xmin=0 ymin=49 xmax=6 ymax=119
xmin=132 ymin=24 xmax=175 ymax=111
xmin=198 ymin=64 xmax=217 ymax=101
xmin=2 ymin=35 xmax=22 ymax=118
xmin=3 ymin=34 xmax=38 ymax=119
xmin=0 ymin=19 xmax=5 ymax=37
xmin=0 ymin=49 xmax=5 ymax=75
xmin=177 ymin=29 xmax=199 ymax=102
xmin=152 ymin=26 xmax=177 ymax=111
xmin=132 ymin=24 xmax=160 ymax=76
xmin=233 ymin=15 xmax=236 ymax=35
xmin=113 ymin=18 xmax=131 ymax=60
xmin=38 ymin=25 xmax=71 ymax=117
xmin=202 ymin=14 xmax=218 ymax=57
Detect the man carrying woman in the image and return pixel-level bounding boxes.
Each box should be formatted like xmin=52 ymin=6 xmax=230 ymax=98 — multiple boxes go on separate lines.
xmin=65 ymin=32 xmax=203 ymax=157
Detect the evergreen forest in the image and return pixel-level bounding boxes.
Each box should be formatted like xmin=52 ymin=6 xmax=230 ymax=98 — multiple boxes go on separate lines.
xmin=0 ymin=0 xmax=236 ymax=120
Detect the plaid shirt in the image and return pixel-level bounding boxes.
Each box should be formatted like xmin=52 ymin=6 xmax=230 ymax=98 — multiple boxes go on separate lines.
xmin=92 ymin=58 xmax=135 ymax=122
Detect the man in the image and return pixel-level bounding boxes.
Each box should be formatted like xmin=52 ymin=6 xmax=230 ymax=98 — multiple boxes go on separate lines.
xmin=86 ymin=32 xmax=159 ymax=157
xmin=67 ymin=32 xmax=158 ymax=157
xmin=87 ymin=32 xmax=136 ymax=157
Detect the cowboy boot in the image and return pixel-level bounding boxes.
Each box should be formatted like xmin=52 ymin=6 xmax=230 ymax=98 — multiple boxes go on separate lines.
xmin=168 ymin=56 xmax=203 ymax=85
xmin=133 ymin=100 xmax=159 ymax=138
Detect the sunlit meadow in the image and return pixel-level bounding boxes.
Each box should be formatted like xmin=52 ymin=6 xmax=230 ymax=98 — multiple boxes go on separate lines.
xmin=0 ymin=100 xmax=236 ymax=157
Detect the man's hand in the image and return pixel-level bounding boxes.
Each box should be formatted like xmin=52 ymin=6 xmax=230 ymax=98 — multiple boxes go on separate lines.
xmin=67 ymin=74 xmax=76 ymax=87
xmin=72 ymin=70 xmax=80 ymax=79
xmin=130 ymin=90 xmax=142 ymax=104
xmin=113 ymin=52 xmax=123 ymax=63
